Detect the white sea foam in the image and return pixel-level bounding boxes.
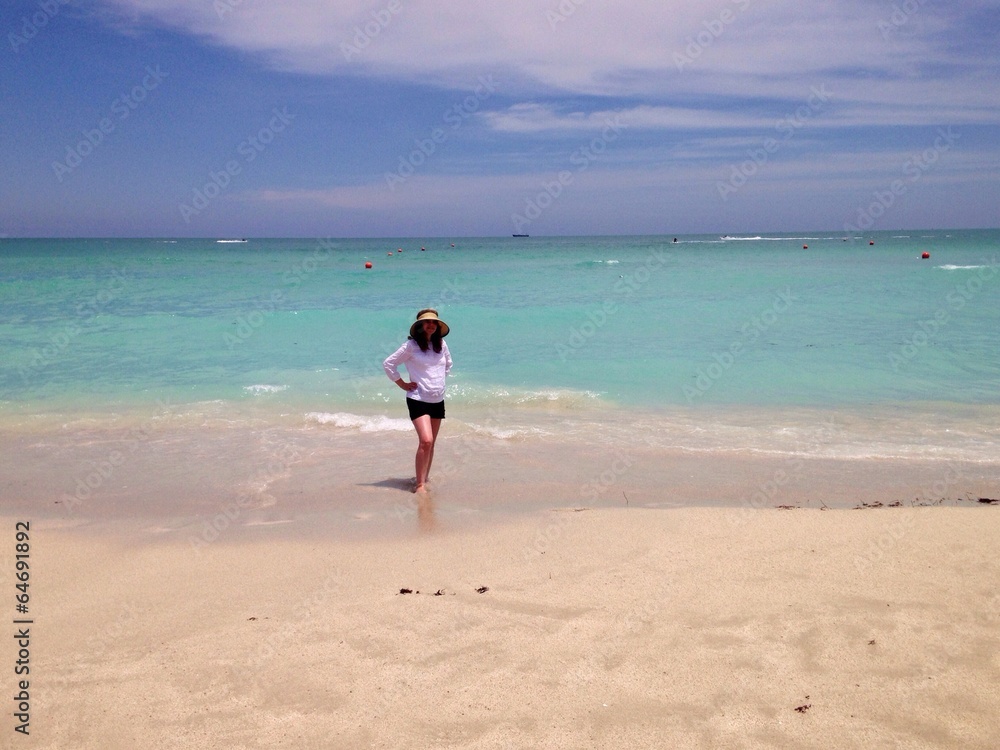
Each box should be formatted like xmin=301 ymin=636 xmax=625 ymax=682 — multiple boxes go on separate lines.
xmin=938 ymin=264 xmax=989 ymax=270
xmin=721 ymin=236 xmax=821 ymax=241
xmin=511 ymin=389 xmax=601 ymax=404
xmin=447 ymin=384 xmax=603 ymax=409
xmin=465 ymin=422 xmax=549 ymax=440
xmin=305 ymin=412 xmax=412 ymax=432
xmin=508 ymin=389 xmax=601 ymax=408
xmin=244 ymin=384 xmax=289 ymax=395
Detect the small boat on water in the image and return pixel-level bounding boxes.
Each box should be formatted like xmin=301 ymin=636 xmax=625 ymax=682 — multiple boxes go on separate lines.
xmin=512 ymin=234 xmax=529 ymax=237
xmin=217 ymin=238 xmax=248 ymax=243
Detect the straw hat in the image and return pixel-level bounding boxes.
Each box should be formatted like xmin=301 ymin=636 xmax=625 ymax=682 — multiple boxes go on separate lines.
xmin=409 ymin=308 xmax=450 ymax=338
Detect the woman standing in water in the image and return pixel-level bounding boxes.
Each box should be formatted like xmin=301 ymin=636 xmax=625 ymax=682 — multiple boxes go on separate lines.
xmin=383 ymin=309 xmax=452 ymax=494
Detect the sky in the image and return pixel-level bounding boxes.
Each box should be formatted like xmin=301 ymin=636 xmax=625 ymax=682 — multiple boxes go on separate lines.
xmin=1 ymin=0 xmax=998 ymax=237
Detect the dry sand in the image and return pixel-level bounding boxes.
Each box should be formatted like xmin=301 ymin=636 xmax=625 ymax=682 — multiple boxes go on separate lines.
xmin=5 ymin=505 xmax=999 ymax=749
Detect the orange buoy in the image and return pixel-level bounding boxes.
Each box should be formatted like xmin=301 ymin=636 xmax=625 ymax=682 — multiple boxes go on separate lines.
xmin=364 ymin=261 xmax=372 ymax=269
xmin=921 ymin=251 xmax=930 ymax=259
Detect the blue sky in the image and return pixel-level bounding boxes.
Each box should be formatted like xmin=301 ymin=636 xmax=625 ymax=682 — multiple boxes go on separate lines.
xmin=1 ymin=0 xmax=998 ymax=237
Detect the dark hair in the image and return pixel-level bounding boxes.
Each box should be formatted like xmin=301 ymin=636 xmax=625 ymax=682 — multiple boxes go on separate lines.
xmin=410 ymin=325 xmax=443 ymax=353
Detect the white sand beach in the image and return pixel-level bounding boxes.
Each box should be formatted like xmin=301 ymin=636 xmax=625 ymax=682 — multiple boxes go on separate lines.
xmin=7 ymin=505 xmax=999 ymax=749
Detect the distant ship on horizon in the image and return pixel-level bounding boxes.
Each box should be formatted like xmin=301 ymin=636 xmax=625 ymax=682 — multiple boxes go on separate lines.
xmin=512 ymin=234 xmax=529 ymax=237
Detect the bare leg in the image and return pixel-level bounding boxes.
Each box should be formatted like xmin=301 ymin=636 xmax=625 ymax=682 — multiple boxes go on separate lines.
xmin=426 ymin=418 xmax=442 ymax=481
xmin=412 ymin=415 xmax=435 ymax=493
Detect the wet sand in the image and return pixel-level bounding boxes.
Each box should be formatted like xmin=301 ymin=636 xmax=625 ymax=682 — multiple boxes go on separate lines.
xmin=4 ymin=416 xmax=999 ymax=534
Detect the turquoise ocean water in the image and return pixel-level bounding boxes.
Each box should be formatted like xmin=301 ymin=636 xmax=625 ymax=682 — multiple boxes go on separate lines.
xmin=4 ymin=231 xmax=999 ymax=407
xmin=2 ymin=231 xmax=999 ymax=517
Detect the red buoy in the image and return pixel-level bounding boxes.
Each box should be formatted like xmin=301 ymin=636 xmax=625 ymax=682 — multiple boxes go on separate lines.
xmin=364 ymin=261 xmax=372 ymax=269
xmin=921 ymin=251 xmax=930 ymax=259
xmin=803 ymin=244 xmax=808 ymax=249
xmin=869 ymin=240 xmax=875 ymax=246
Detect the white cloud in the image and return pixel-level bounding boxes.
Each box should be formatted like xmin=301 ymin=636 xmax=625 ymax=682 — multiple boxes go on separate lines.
xmin=478 ymin=95 xmax=1000 ymax=137
xmin=95 ymin=0 xmax=1000 ymax=120
xmin=480 ymin=103 xmax=775 ymax=133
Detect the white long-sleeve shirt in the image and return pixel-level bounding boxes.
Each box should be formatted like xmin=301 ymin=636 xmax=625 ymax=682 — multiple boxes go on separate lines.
xmin=382 ymin=339 xmax=452 ymax=403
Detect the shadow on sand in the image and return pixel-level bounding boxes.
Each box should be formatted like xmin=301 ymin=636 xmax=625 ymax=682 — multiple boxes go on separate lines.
xmin=358 ymin=477 xmax=415 ymax=492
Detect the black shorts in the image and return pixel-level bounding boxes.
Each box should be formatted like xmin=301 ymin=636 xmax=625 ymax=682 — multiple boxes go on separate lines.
xmin=406 ymin=398 xmax=445 ymax=421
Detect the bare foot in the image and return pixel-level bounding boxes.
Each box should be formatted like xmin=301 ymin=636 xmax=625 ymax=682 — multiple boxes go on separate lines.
xmin=414 ymin=483 xmax=429 ymax=494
